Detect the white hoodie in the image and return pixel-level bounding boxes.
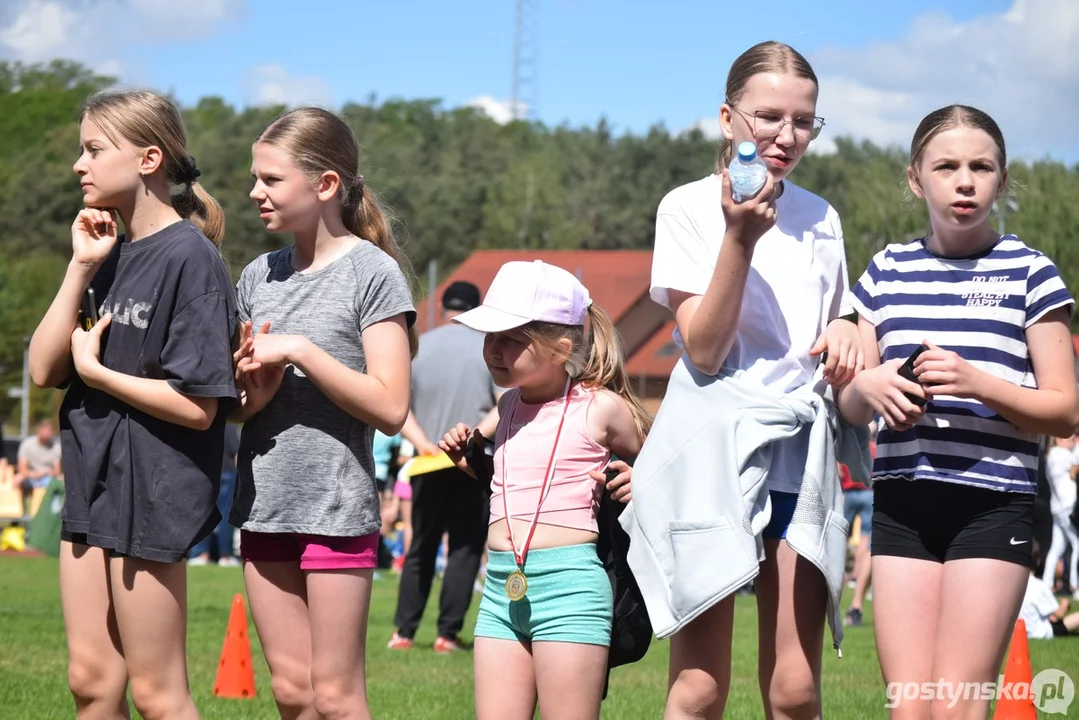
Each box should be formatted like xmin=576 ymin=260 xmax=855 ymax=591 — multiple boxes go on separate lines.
xmin=618 ymin=355 xmax=871 ymax=655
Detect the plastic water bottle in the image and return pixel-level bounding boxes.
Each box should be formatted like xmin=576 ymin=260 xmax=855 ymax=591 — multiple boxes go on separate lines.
xmin=729 ymin=141 xmax=767 ymax=203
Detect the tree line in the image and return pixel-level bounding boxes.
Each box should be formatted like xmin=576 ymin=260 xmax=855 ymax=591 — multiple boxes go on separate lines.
xmin=2 ymin=60 xmax=1077 ymax=428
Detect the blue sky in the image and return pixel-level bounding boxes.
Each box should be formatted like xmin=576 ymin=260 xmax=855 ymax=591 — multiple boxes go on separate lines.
xmin=2 ymin=0 xmax=1076 ymax=162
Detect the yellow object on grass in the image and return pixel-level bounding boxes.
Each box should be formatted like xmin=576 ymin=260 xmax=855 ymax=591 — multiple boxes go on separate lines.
xmin=0 ymin=525 xmax=26 ymax=552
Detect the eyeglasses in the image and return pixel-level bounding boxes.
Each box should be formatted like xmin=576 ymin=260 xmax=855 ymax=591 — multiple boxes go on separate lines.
xmin=727 ymin=101 xmax=826 ymax=142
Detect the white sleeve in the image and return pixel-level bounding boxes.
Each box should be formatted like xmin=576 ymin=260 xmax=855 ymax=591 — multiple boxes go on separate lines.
xmin=828 ymin=209 xmax=854 ymax=321
xmin=649 ymin=205 xmax=715 ymax=311
xmin=1048 ymin=449 xmax=1072 ymax=485
xmin=1032 ymin=582 xmax=1061 ymax=616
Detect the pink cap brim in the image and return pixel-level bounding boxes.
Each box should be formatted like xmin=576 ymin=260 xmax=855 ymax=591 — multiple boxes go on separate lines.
xmin=451 ymin=305 xmax=533 ymax=333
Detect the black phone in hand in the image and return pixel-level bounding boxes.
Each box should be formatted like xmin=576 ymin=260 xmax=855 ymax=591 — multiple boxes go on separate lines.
xmin=897 ymin=344 xmax=929 ymax=407
xmin=80 ymin=288 xmax=98 ymax=330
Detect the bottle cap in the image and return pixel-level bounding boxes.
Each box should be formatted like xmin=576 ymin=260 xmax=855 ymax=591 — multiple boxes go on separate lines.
xmin=736 ymin=141 xmax=757 ymax=162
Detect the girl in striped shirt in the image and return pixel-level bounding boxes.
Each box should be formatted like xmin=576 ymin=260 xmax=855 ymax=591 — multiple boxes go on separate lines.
xmin=839 ymin=105 xmax=1079 ymax=719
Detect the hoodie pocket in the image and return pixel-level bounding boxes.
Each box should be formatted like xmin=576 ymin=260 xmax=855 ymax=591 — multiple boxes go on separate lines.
xmin=668 ymin=517 xmax=752 ymax=617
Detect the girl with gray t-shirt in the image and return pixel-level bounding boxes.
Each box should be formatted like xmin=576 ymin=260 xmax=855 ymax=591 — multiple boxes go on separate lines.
xmin=231 ymin=107 xmax=416 ymax=719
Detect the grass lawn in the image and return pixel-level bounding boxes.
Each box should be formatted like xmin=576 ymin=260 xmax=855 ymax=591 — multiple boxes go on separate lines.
xmin=2 ymin=556 xmax=1077 ymax=719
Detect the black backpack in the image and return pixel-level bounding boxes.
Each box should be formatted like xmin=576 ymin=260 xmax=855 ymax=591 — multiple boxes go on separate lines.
xmin=465 ymin=438 xmax=652 ymax=700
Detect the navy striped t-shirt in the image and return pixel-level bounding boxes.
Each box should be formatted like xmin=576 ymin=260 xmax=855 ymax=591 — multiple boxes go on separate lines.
xmin=851 ymin=235 xmax=1074 ymax=494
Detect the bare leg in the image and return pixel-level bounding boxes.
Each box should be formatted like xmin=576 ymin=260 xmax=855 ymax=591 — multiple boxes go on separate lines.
xmin=60 ymin=542 xmax=130 ymax=720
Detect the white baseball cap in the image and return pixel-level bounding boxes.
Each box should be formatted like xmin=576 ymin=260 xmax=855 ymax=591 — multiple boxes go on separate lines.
xmin=452 ymin=260 xmax=592 ymax=333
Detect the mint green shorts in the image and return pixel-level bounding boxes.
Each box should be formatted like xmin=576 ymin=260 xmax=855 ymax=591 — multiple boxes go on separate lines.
xmin=474 ymin=543 xmax=613 ymax=647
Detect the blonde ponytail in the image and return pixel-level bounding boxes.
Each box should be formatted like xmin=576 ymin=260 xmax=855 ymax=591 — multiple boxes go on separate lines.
xmin=173 ymin=180 xmax=225 ymax=247
xmin=342 ymin=182 xmax=418 ymax=358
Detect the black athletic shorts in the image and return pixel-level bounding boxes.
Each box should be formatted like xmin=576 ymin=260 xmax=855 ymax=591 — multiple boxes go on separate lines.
xmin=871 ymin=479 xmax=1034 ymax=568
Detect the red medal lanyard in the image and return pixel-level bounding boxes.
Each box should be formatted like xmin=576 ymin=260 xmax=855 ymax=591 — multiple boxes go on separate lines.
xmin=501 ymin=376 xmax=574 ymax=569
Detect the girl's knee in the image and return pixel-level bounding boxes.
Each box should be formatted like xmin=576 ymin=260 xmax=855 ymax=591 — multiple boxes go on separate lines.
xmin=668 ymin=668 xmax=728 ymax=717
xmin=764 ymin=670 xmax=820 ymax=720
xmin=127 ymin=676 xmax=192 ymax=720
xmin=311 ymin=677 xmax=364 ymax=720
xmin=270 ymin=673 xmax=315 ymax=715
xmin=67 ymin=655 xmax=126 ymax=709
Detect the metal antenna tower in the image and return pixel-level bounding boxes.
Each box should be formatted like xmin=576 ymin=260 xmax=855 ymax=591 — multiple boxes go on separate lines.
xmin=511 ymin=0 xmax=537 ymax=121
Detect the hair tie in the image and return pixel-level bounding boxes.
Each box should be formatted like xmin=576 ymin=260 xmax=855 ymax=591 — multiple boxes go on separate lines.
xmin=176 ymin=155 xmax=200 ymax=185
xmin=347 ymin=175 xmax=365 ymax=204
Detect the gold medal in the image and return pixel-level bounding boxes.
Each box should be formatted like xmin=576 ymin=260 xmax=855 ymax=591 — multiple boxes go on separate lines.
xmin=505 ymin=569 xmax=528 ymax=601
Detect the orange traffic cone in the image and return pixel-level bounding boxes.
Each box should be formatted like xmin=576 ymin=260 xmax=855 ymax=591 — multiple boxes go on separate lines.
xmin=213 ymin=594 xmax=256 ymax=699
xmin=992 ymin=618 xmax=1035 ymax=720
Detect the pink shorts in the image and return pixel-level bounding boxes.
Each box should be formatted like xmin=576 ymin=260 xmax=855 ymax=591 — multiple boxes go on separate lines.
xmin=240 ymin=530 xmax=379 ymax=570
xmin=394 ymin=480 xmax=412 ymax=501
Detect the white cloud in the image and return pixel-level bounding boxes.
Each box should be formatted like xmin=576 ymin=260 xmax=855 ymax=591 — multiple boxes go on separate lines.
xmin=0 ymin=0 xmax=243 ymax=77
xmin=243 ymin=64 xmax=333 ymax=108
xmin=466 ymin=94 xmax=528 ymax=125
xmin=681 ymin=0 xmax=1079 ymax=162
xmin=129 ymin=0 xmax=242 ymax=39
xmin=810 ymin=0 xmax=1079 ymax=161
xmin=0 ymin=0 xmax=95 ymax=62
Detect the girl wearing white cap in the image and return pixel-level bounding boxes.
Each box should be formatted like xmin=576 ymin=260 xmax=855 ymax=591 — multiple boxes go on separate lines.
xmin=439 ymin=259 xmax=649 ymax=720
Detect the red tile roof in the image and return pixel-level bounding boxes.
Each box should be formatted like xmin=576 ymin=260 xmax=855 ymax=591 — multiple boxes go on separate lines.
xmin=416 ymin=250 xmax=654 ymax=332
xmin=626 ymin=321 xmax=681 ymax=377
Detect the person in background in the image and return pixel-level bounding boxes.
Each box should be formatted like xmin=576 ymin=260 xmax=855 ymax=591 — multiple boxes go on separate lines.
xmin=390 ymin=438 xmax=416 ymax=571
xmin=374 ymin=429 xmax=402 ymax=569
xmin=188 ymin=423 xmax=242 ymax=566
xmin=16 ymin=419 xmax=63 ymax=514
xmin=1042 ymin=434 xmax=1078 ymax=595
xmin=389 ymin=280 xmax=502 ymax=653
xmin=842 ymin=424 xmax=877 ymax=627
xmin=1021 ymin=540 xmax=1079 ymax=639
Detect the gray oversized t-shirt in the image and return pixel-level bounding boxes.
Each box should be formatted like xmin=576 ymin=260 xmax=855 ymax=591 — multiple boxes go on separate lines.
xmin=231 ymin=241 xmax=416 ymax=536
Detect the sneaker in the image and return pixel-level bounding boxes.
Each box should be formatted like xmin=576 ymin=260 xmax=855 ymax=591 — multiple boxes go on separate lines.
xmin=218 ymin=556 xmax=241 ymax=568
xmin=434 ymin=635 xmax=470 ymax=654
xmin=188 ymin=556 xmax=210 ymax=566
xmin=387 ymin=632 xmax=413 ymax=650
xmin=845 ymin=607 xmax=863 ymax=627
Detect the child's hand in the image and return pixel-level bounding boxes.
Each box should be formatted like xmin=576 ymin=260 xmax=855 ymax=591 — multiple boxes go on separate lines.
xmin=851 ymin=359 xmax=926 ymax=432
xmin=70 ymin=313 xmax=112 ymax=388
xmin=71 ymin=208 xmax=119 ymax=270
xmin=809 ymin=319 xmax=864 ymax=388
xmin=438 ymin=423 xmax=474 ymax=472
xmin=914 ymin=340 xmax=983 ymax=400
xmin=240 ymin=362 xmax=285 ymax=416
xmin=251 ymin=331 xmax=305 ymax=367
xmin=591 ymin=459 xmax=633 ymax=503
xmin=233 ymin=321 xmax=269 ymax=381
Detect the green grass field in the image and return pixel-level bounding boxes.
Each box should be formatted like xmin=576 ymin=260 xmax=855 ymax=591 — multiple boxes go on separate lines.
xmin=2 ymin=556 xmax=1077 ymax=719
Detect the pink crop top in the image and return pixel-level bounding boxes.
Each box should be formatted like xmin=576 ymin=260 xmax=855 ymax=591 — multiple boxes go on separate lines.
xmin=490 ymin=382 xmax=612 ymax=534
